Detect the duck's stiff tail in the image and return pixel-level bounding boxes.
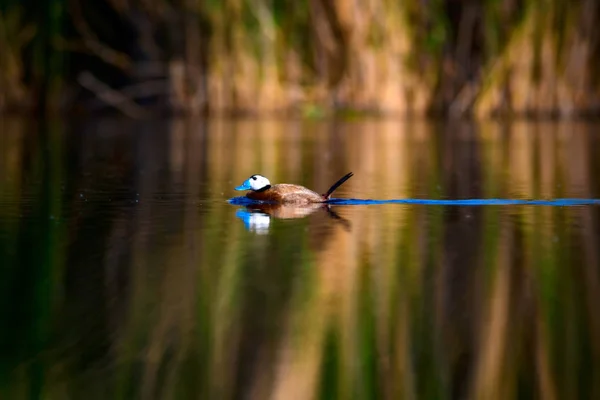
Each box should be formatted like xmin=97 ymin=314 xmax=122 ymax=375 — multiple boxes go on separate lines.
xmin=322 ymin=172 xmax=354 ymax=200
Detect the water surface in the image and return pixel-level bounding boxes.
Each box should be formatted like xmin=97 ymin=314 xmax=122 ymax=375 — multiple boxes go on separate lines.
xmin=1 ymin=118 xmax=600 ymax=399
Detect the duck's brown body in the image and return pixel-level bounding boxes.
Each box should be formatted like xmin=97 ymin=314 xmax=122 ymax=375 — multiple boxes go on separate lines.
xmin=237 ymin=172 xmax=354 ymax=204
xmin=246 ymin=184 xmax=324 ymax=204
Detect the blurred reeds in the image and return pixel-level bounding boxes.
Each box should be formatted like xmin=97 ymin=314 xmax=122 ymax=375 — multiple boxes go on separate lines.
xmin=1 ymin=119 xmax=600 ymax=398
xmin=1 ymin=0 xmax=599 ymax=116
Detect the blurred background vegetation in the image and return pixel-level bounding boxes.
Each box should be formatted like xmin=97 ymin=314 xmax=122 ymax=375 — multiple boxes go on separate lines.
xmin=1 ymin=0 xmax=599 ymax=117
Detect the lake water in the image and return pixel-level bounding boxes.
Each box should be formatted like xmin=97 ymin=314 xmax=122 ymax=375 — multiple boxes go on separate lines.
xmin=1 ymin=118 xmax=600 ymax=399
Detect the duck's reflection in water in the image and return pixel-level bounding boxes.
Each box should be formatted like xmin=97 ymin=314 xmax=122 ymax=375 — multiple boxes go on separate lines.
xmin=235 ymin=203 xmax=350 ymax=234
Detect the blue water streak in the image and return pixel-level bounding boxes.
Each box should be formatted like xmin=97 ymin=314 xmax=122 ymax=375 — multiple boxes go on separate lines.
xmin=326 ymin=198 xmax=600 ymax=206
xmin=229 ymin=196 xmax=600 ymax=207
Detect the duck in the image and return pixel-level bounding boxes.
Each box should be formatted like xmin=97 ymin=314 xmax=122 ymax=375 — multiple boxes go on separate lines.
xmin=234 ymin=172 xmax=353 ymax=204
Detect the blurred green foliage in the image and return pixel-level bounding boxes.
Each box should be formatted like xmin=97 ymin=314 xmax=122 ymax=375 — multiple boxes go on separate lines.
xmin=1 ymin=0 xmax=599 ymax=116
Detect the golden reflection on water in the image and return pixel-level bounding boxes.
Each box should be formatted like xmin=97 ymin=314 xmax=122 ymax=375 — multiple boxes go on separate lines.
xmin=0 ymin=118 xmax=600 ymax=399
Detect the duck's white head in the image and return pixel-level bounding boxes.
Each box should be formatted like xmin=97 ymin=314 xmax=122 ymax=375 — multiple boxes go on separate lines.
xmin=235 ymin=174 xmax=271 ymax=191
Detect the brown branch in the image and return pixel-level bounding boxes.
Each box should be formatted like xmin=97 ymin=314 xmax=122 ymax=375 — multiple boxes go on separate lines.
xmin=69 ymin=0 xmax=132 ymax=71
xmin=78 ymin=71 xmax=147 ymax=118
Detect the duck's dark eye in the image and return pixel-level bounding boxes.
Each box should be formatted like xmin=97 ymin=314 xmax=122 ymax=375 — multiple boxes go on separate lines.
xmin=251 ymin=176 xmax=257 ymax=181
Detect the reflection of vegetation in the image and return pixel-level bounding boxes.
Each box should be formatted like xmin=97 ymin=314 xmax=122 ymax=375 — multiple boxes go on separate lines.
xmin=2 ymin=1 xmax=600 ymax=116
xmin=1 ymin=120 xmax=600 ymax=398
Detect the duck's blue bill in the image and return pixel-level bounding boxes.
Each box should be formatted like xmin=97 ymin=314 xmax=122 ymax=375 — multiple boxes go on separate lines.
xmin=235 ymin=179 xmax=252 ymax=191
